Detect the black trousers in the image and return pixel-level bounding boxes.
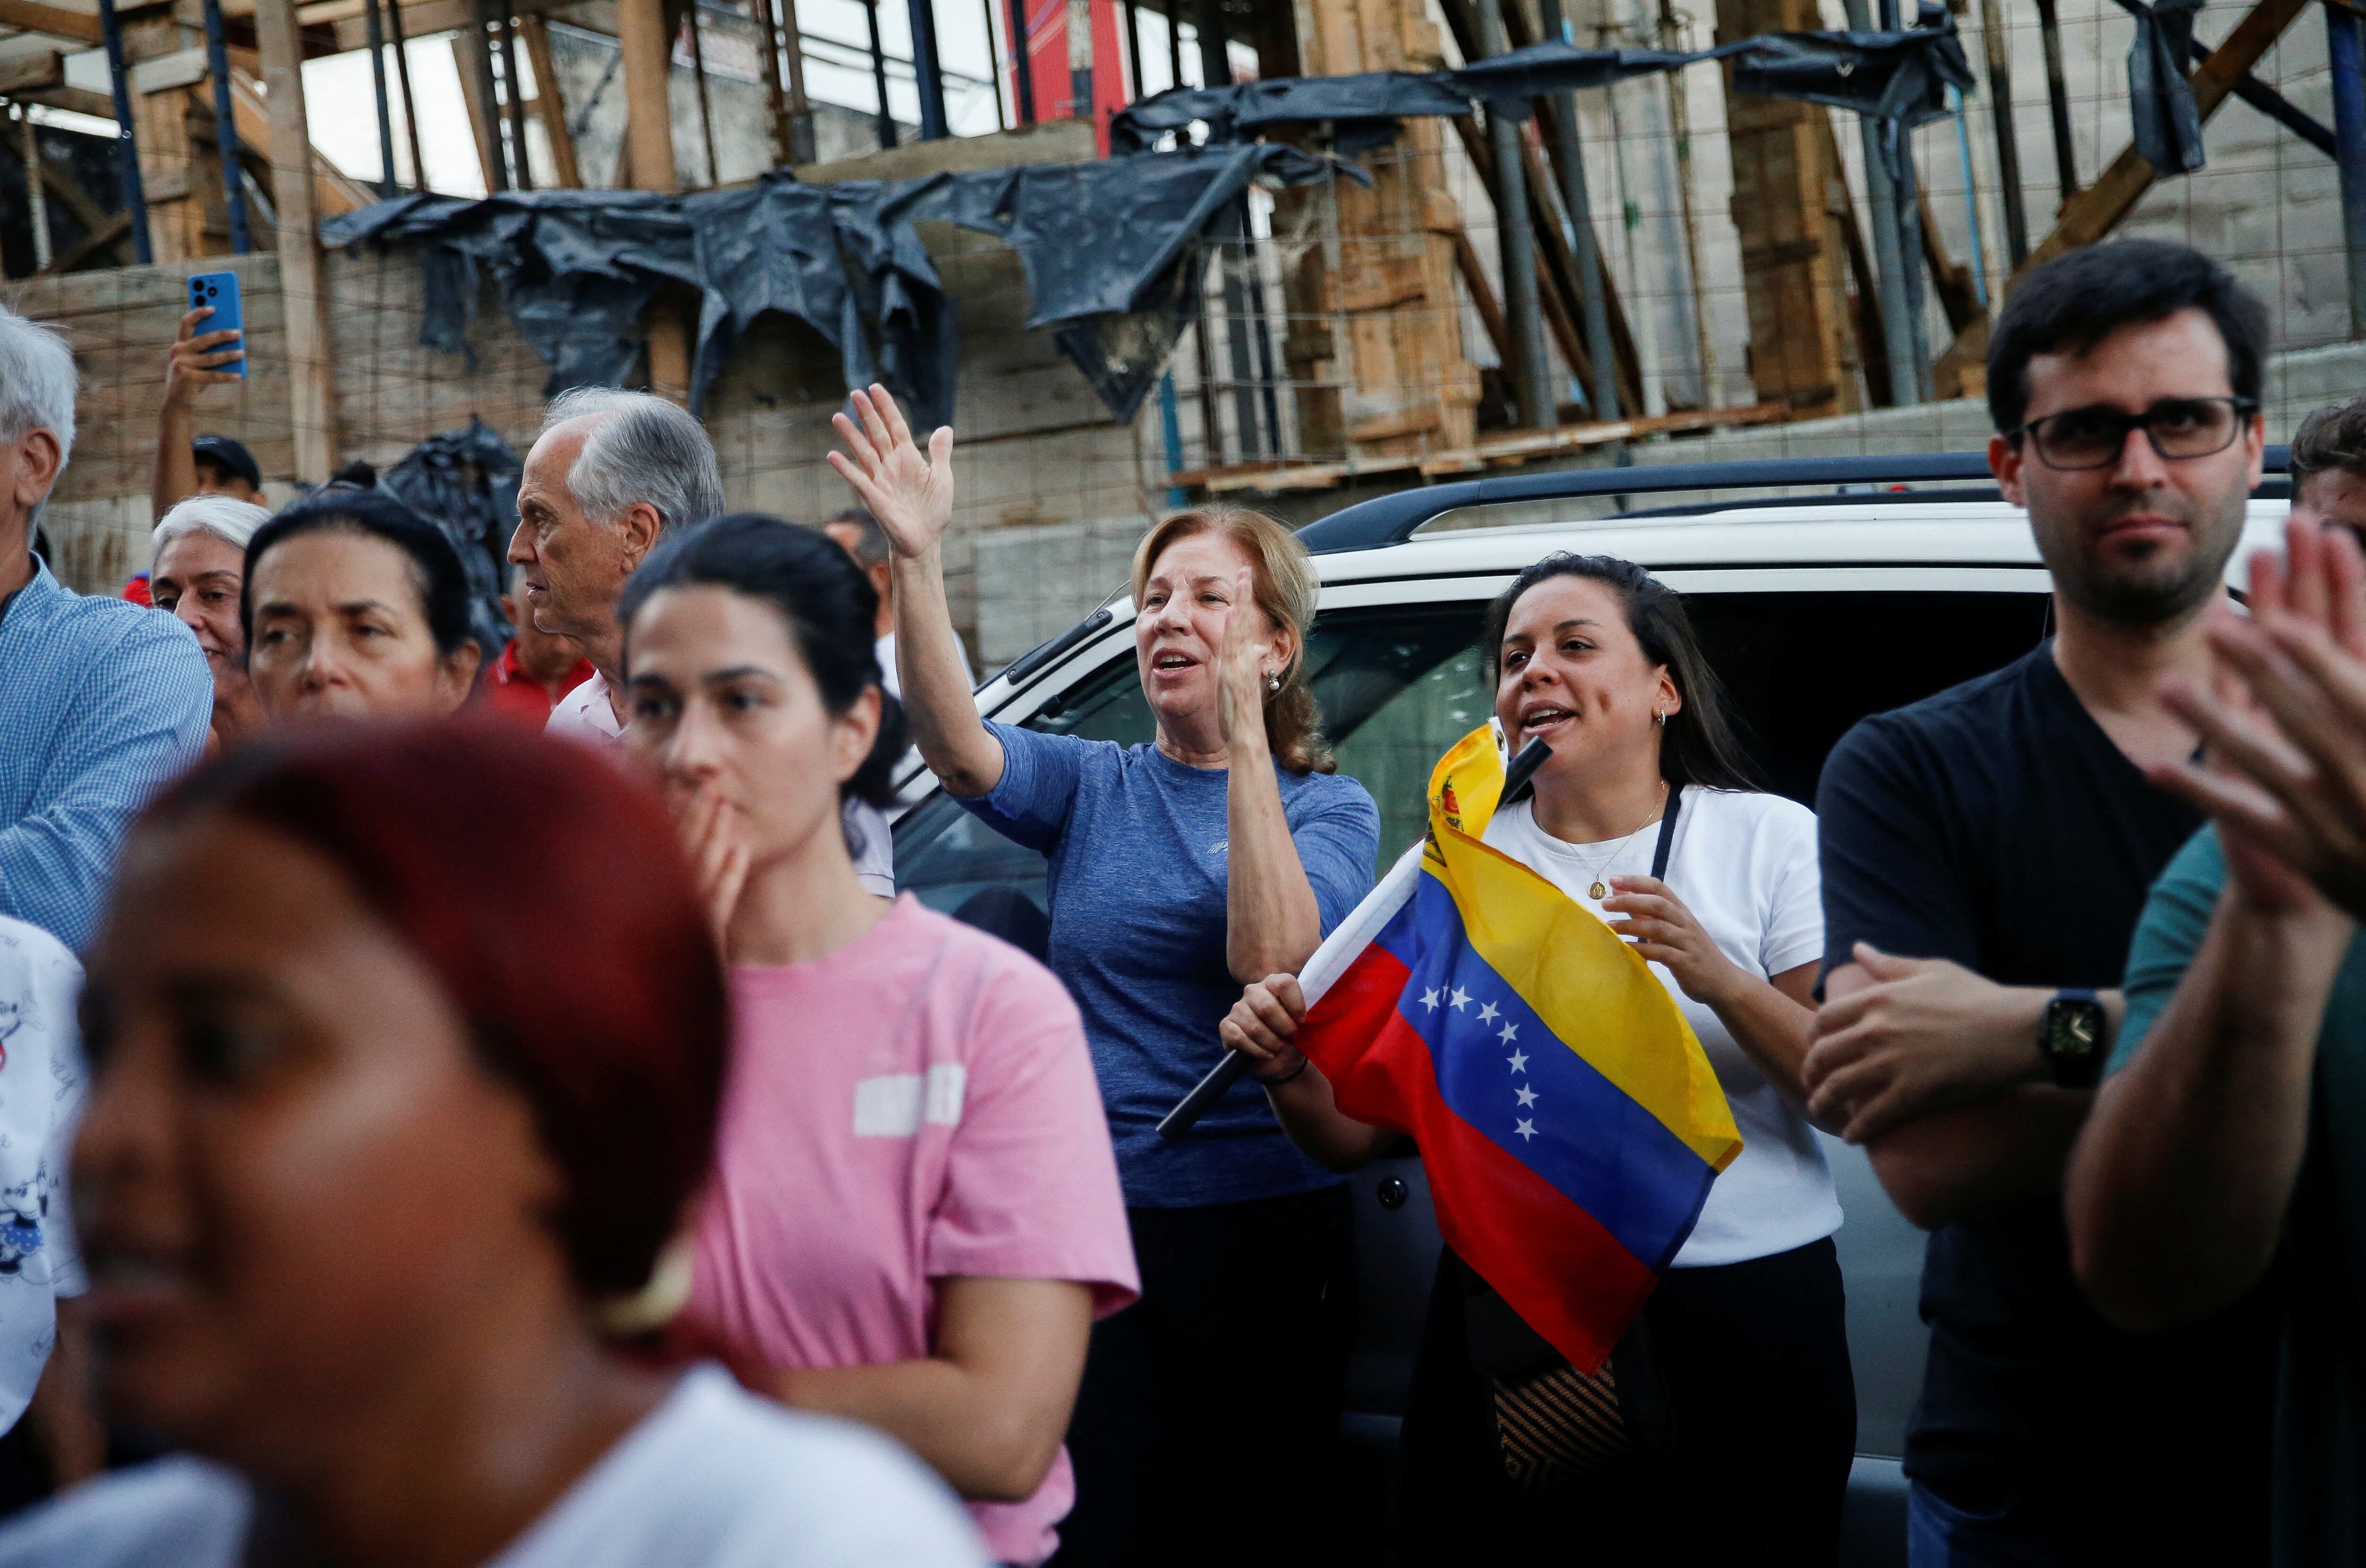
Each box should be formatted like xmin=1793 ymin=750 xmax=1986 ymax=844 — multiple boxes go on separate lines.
xmin=1402 ymin=1236 xmax=1857 ymax=1568
xmin=1050 ymin=1186 xmax=1357 ymax=1568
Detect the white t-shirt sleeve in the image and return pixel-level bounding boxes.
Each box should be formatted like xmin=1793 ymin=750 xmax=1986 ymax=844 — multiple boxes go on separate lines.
xmin=844 ymin=800 xmax=895 ymax=898
xmin=1755 ymin=797 xmax=1826 ymax=978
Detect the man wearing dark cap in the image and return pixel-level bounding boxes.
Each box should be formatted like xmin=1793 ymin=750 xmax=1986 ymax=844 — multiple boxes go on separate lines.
xmin=151 ymin=305 xmax=264 ymax=520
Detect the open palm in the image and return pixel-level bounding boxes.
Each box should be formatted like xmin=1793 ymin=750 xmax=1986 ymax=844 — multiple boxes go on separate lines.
xmin=827 ymin=383 xmax=954 ymax=559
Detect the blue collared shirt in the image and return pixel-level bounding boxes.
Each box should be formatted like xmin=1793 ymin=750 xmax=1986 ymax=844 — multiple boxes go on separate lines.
xmin=0 ymin=555 xmax=210 ymax=952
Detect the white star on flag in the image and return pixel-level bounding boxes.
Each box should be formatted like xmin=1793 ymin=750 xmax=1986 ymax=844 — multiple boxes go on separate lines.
xmin=1449 ymin=987 xmax=1472 ymax=1012
xmin=1476 ymin=1001 xmax=1501 ymax=1024
xmin=1514 ymin=1118 xmax=1538 ymax=1141
xmin=1420 ymin=988 xmax=1439 ymax=1012
xmin=1506 ymin=1049 xmax=1529 ymax=1074
xmin=1516 ymin=1084 xmax=1538 ymax=1108
xmin=1498 ymin=1023 xmax=1518 ymax=1043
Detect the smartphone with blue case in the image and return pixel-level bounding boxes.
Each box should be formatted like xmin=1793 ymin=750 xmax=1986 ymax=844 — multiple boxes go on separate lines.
xmin=187 ymin=270 xmax=246 ymax=378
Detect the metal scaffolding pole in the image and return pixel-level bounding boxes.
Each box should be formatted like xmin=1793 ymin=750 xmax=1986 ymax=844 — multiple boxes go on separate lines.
xmin=777 ymin=0 xmax=817 ymax=162
xmin=498 ymin=8 xmax=535 ymax=188
xmin=908 ymin=0 xmax=949 ymax=138
xmin=980 ymin=0 xmax=1007 ymax=125
xmin=201 ymin=0 xmax=254 ymax=249
xmin=95 ymin=0 xmax=152 ymax=264
xmin=1066 ymin=0 xmax=1093 ymax=120
xmin=358 ymin=0 xmax=398 ymax=198
xmin=1537 ymin=0 xmax=1617 ymax=420
xmin=1007 ymin=0 xmax=1036 ymax=121
xmin=385 ymin=0 xmax=427 ymax=188
xmin=1482 ymin=0 xmax=1555 ymax=429
xmin=2035 ymin=0 xmax=2080 ymax=198
xmin=1845 ymin=0 xmax=1915 ymax=404
xmin=862 ymin=0 xmax=898 ymax=148
xmin=470 ymin=0 xmax=512 ymax=189
xmin=2331 ymin=0 xmax=2366 ymax=338
xmin=1978 ymin=0 xmax=2029 ymax=264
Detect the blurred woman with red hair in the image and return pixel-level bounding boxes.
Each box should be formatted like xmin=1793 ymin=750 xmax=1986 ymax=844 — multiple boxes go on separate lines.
xmin=0 ymin=722 xmax=985 ymax=1568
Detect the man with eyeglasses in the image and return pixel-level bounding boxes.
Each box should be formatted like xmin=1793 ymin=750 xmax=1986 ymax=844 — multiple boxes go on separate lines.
xmin=1800 ymin=239 xmax=2276 ymax=1565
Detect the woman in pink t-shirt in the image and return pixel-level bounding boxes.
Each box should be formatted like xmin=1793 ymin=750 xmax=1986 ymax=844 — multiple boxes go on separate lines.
xmin=619 ymin=514 xmax=1140 ymax=1565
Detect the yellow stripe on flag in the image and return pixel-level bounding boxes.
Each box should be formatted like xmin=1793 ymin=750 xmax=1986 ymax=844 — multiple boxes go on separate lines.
xmin=1425 ymin=725 xmax=1743 ymax=1172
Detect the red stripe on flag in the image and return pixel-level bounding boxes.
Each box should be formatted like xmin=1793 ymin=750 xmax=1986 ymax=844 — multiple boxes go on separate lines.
xmin=1299 ymin=947 xmax=1657 ymax=1373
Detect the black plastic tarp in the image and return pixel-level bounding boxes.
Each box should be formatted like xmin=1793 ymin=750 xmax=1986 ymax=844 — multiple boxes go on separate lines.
xmin=322 ymin=142 xmax=1333 ymax=431
xmin=1109 ymin=25 xmax=1976 ymax=181
xmin=379 ymin=416 xmax=523 ymax=659
xmin=2125 ymin=0 xmax=2207 ymax=174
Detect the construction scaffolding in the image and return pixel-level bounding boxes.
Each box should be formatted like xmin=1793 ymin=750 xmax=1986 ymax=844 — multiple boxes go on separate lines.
xmin=3 ymin=0 xmax=2363 ymax=670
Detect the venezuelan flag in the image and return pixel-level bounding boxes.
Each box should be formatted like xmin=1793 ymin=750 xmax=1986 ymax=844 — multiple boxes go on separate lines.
xmin=1293 ymin=724 xmax=1742 ymax=1373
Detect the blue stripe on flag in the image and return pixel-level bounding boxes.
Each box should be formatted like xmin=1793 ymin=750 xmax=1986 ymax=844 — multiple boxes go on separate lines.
xmin=1377 ymin=876 xmax=1717 ymax=1270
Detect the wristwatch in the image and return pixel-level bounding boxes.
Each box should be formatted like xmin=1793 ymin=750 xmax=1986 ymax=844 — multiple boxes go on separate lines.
xmin=2039 ymin=987 xmax=2108 ymax=1088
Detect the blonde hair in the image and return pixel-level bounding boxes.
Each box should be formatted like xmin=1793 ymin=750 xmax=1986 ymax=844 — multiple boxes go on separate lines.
xmin=1130 ymin=506 xmax=1333 ymax=775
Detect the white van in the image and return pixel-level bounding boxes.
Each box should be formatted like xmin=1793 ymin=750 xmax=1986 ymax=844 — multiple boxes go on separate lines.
xmin=890 ymin=452 xmax=2296 ymax=1567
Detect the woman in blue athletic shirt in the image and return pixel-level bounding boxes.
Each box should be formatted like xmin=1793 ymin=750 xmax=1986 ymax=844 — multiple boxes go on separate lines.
xmin=830 ymin=386 xmax=1379 ymax=1568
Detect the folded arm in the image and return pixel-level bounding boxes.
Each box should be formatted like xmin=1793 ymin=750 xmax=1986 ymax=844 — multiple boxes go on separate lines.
xmin=770 ymin=1276 xmax=1095 ymax=1503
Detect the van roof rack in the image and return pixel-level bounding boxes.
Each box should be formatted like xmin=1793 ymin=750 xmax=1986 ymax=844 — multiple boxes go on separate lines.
xmin=1293 ymin=447 xmax=2295 ymax=555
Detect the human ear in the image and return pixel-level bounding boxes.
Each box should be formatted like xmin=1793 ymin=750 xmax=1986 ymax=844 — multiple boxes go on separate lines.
xmin=7 ymin=429 xmax=61 ymax=513
xmin=831 ymin=685 xmax=883 ymax=788
xmin=438 ymin=640 xmax=485 ymax=709
xmin=618 ymin=503 xmax=666 ymax=569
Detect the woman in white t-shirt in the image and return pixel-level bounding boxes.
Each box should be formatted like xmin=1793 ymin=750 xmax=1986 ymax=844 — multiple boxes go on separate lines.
xmin=0 ymin=722 xmax=983 ymax=1568
xmin=1218 ymin=554 xmax=1851 ymax=1565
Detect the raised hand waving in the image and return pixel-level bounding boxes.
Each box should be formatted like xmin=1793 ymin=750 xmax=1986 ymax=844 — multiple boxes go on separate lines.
xmin=826 ymin=384 xmax=955 ymax=560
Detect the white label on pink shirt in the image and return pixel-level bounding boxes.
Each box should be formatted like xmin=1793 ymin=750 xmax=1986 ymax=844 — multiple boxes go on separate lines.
xmin=853 ymin=1065 xmax=966 ymax=1137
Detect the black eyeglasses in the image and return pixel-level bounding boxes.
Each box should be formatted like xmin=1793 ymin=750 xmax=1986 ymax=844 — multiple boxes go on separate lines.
xmin=2010 ymin=396 xmax=2259 ymax=471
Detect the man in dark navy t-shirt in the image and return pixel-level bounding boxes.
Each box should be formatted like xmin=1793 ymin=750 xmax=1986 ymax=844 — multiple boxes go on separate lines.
xmin=1804 ymin=239 xmax=2278 ymax=1564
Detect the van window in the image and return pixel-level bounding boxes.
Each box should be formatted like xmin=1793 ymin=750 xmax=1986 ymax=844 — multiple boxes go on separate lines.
xmin=893 ymin=589 xmax=2049 ymax=915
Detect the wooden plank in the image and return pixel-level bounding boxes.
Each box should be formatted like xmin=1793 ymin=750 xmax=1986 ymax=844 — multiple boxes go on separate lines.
xmin=450 ymin=21 xmax=503 ymax=194
xmin=1172 ymin=401 xmax=1791 ymax=493
xmin=7 ymin=84 xmax=116 ymax=118
xmin=256 ymin=0 xmax=338 ymax=480
xmin=0 ymin=49 xmax=64 ymax=95
xmin=38 ymin=210 xmax=130 ymax=273
xmin=221 ymin=69 xmax=372 ymax=217
xmin=0 ymin=0 xmax=100 ymax=42
xmin=1449 ymin=223 xmax=1510 ymax=366
xmin=518 ymin=13 xmax=579 ymax=187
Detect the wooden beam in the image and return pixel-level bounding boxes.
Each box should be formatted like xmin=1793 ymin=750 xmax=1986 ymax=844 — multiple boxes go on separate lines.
xmin=0 ymin=0 xmax=100 ymax=42
xmin=518 ymin=12 xmax=579 ymax=185
xmin=5 ymin=84 xmax=117 ymax=118
xmin=0 ymin=49 xmax=64 ymax=95
xmin=1171 ymin=401 xmax=1791 ymax=493
xmin=219 ymin=67 xmax=372 ymax=215
xmin=256 ymin=0 xmax=338 ymax=480
xmin=38 ymin=208 xmax=131 ymax=272
xmin=1449 ymin=223 xmax=1511 ymax=367
xmin=617 ymin=0 xmax=674 ymax=192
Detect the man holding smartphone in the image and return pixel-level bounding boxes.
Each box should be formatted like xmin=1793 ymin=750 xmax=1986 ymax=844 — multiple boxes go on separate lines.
xmin=150 ymin=300 xmax=261 ymax=521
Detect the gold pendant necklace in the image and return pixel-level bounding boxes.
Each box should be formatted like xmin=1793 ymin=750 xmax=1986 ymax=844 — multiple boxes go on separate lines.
xmin=1569 ymin=788 xmax=1667 ymax=899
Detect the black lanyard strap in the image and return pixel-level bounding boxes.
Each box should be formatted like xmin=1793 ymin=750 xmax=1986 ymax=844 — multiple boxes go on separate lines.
xmin=1649 ymin=783 xmax=1684 ymax=882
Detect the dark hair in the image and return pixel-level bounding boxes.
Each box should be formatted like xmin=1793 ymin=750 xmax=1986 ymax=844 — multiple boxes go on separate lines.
xmin=241 ymin=490 xmax=476 ymax=658
xmin=617 ymin=512 xmax=909 ymax=808
xmin=826 ymin=508 xmax=891 ymax=570
xmin=135 ymin=720 xmax=727 ymax=1302
xmin=2289 ymin=393 xmax=2366 ymax=499
xmin=1481 ymin=554 xmax=1759 ymax=793
xmin=1987 ymin=239 xmax=2269 ymax=435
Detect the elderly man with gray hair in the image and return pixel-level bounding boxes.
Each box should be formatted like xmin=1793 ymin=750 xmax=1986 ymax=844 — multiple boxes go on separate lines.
xmin=511 ymin=387 xmax=896 ymax=896
xmin=0 ymin=303 xmax=210 ymax=954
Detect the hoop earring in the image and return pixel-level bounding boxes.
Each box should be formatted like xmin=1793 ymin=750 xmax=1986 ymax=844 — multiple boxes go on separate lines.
xmin=1656 ymin=711 xmax=1667 ymax=727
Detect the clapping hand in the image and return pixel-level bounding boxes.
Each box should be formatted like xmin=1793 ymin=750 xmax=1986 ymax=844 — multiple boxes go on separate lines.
xmin=827 ymin=384 xmax=954 ymax=561
xmin=2153 ymin=519 xmax=2366 ymax=919
xmin=1214 ymin=569 xmax=1270 ymax=748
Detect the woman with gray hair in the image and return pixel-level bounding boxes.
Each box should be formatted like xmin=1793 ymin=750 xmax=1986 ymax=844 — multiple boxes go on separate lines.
xmin=150 ymin=493 xmax=269 ymax=757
